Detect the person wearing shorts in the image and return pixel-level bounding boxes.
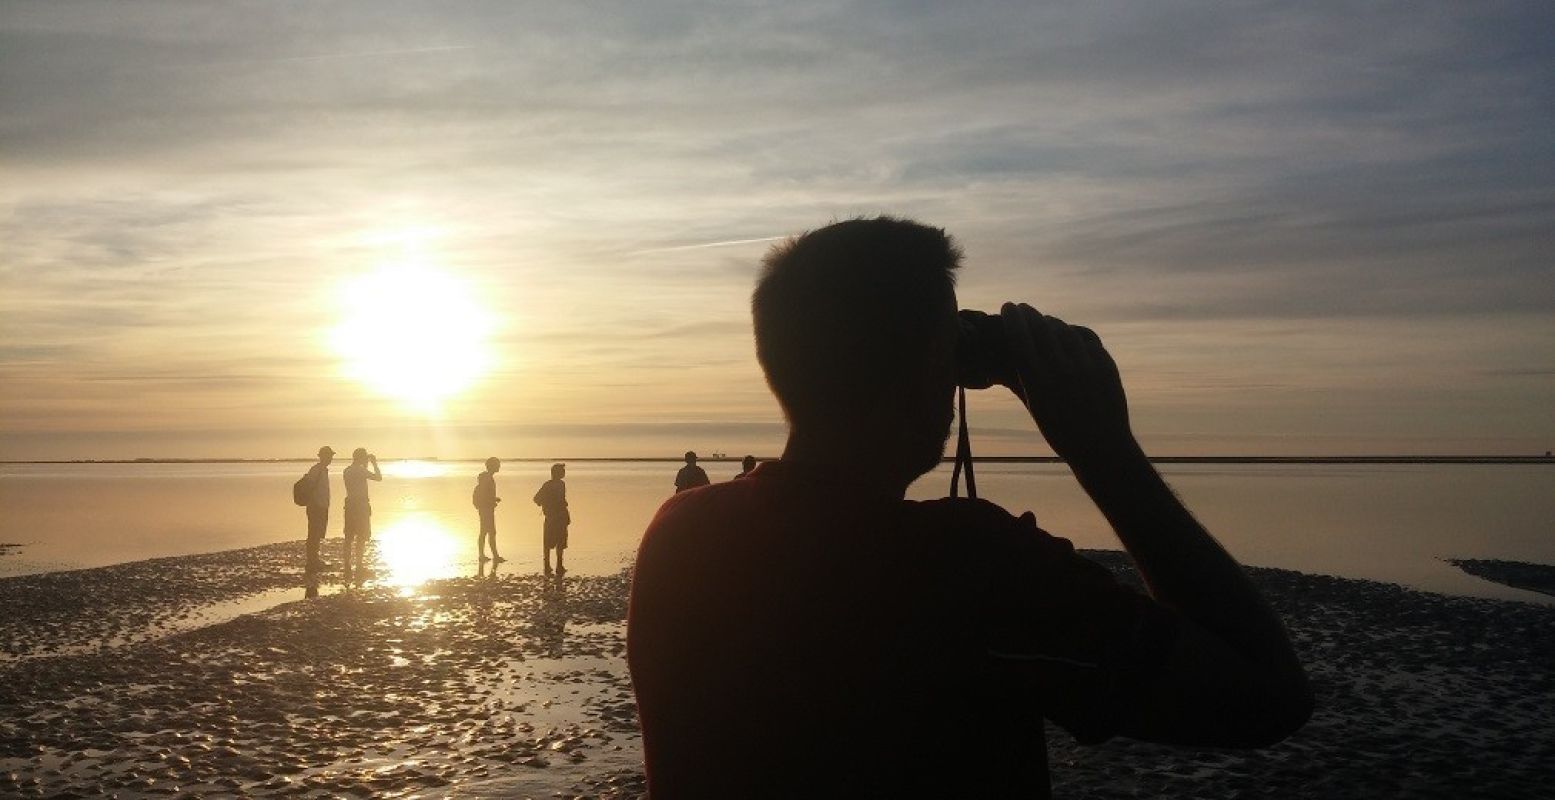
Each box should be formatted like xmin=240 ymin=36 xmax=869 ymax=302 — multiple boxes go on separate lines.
xmin=533 ymin=463 xmax=570 ymax=578
xmin=341 ymin=447 xmax=381 ymax=587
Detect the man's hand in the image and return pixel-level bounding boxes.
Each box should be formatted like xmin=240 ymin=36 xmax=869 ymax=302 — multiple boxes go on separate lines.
xmin=1000 ymin=301 xmax=1313 ymax=746
xmin=999 ymin=302 xmax=1135 ymax=465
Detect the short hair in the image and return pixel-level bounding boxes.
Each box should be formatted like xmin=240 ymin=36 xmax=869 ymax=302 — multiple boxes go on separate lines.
xmin=753 ymin=217 xmax=961 ymax=428
xmin=485 ymin=457 xmax=500 ymax=471
xmin=551 ymin=463 xmax=565 ymax=478
xmin=684 ymin=451 xmax=697 ymax=462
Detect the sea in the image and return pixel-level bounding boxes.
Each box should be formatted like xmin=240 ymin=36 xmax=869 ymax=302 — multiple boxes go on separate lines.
xmin=2 ymin=459 xmax=1552 ymax=604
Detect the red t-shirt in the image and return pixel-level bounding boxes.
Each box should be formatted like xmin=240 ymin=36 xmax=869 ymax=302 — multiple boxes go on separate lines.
xmin=628 ymin=461 xmax=1176 ymax=798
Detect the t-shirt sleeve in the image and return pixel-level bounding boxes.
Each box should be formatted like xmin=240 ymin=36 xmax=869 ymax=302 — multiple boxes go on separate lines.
xmin=977 ymin=507 xmax=1178 ymax=745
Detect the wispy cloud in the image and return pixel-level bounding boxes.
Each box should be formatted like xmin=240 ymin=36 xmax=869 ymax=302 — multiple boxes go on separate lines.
xmin=629 ymin=236 xmax=787 ymax=256
xmin=2 ymin=1 xmax=1552 ymax=457
xmin=159 ymin=44 xmax=478 ymax=71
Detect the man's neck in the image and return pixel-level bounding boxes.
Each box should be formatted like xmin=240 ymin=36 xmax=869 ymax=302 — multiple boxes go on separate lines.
xmin=780 ymin=429 xmax=918 ymax=499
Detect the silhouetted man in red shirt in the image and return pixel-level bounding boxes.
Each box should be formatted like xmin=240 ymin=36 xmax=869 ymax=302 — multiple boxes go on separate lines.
xmin=628 ymin=217 xmax=1311 ymax=797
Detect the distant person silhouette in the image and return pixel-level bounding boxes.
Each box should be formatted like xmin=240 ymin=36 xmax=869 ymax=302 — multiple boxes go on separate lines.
xmin=301 ymin=446 xmax=334 ymax=598
xmin=533 ymin=463 xmax=569 ymax=578
xmin=673 ymin=451 xmax=710 ymax=493
xmin=734 ymin=455 xmax=757 ymax=479
xmin=474 ymin=457 xmax=505 ymax=564
xmin=628 ymin=217 xmax=1313 ymax=797
xmin=341 ymin=448 xmax=382 ymax=587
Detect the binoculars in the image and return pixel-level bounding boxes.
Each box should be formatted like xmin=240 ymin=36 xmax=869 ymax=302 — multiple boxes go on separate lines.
xmin=956 ymin=309 xmax=1015 ymax=391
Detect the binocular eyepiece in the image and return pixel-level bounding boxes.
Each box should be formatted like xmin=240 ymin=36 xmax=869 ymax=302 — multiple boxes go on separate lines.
xmin=956 ymin=309 xmax=1015 ymax=390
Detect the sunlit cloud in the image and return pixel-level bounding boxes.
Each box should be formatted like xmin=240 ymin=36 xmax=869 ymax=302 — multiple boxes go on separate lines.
xmin=1 ymin=1 xmax=1551 ymax=458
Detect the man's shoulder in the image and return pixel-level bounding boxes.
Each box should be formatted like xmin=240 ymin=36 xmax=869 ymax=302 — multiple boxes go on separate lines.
xmin=900 ymin=496 xmax=1086 ymax=561
xmin=646 ymin=479 xmax=749 ymax=534
xmin=902 ymin=495 xmax=1022 ymax=532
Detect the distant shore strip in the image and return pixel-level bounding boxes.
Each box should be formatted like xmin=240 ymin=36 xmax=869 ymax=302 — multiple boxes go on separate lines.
xmin=7 ymin=455 xmax=1554 ymax=466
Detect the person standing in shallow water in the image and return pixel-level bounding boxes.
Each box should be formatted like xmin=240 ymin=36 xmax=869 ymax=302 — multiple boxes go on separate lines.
xmin=302 ymin=446 xmax=334 ymax=598
xmin=533 ymin=463 xmax=569 ymax=578
xmin=341 ymin=448 xmax=382 ymax=587
xmin=673 ymin=451 xmax=710 ymax=493
xmin=474 ymin=457 xmax=504 ymax=565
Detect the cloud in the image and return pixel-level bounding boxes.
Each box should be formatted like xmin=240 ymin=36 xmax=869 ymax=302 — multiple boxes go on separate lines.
xmin=2 ymin=1 xmax=1552 ymax=455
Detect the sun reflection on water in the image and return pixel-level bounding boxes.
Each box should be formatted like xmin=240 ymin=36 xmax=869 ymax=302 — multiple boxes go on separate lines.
xmin=380 ymin=460 xmax=451 ymax=479
xmin=373 ymin=513 xmax=461 ymax=593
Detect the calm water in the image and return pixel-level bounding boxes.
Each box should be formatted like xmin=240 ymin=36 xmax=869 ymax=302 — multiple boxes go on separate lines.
xmin=2 ymin=460 xmax=1552 ymax=603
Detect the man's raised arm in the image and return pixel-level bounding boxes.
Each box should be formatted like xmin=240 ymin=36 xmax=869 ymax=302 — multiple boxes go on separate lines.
xmin=1000 ymin=302 xmax=1312 ymax=746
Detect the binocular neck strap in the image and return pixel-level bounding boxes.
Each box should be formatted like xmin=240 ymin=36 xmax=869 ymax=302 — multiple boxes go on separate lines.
xmin=950 ymin=386 xmax=977 ymax=500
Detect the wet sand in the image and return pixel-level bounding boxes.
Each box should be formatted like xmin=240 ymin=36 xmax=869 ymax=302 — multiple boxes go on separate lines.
xmin=1051 ymin=553 xmax=1555 ymax=799
xmin=2 ymin=545 xmax=1552 ymax=798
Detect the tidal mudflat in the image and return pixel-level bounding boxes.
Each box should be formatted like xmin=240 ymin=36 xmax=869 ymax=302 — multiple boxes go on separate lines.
xmin=2 ymin=544 xmax=1552 ymax=798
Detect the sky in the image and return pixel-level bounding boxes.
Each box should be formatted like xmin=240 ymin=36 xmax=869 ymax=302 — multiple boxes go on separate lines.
xmin=2 ymin=0 xmax=1552 ymax=459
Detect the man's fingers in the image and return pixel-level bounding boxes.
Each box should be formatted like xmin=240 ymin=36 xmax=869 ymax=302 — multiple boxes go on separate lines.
xmin=1000 ymin=302 xmax=1043 ymax=404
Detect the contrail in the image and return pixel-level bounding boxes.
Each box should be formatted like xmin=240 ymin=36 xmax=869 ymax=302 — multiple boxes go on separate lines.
xmin=631 ymin=235 xmax=788 ymax=256
xmin=164 ymin=45 xmax=476 ymax=70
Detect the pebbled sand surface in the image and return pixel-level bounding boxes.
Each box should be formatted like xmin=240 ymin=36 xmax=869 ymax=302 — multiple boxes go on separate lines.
xmin=3 ymin=545 xmax=1553 ymax=798
xmin=1049 ymin=553 xmax=1555 ymax=799
xmin=1 ymin=542 xmax=642 ymax=799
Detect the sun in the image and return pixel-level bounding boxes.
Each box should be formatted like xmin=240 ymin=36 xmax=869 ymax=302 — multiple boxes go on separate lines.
xmin=331 ymin=264 xmax=496 ymax=411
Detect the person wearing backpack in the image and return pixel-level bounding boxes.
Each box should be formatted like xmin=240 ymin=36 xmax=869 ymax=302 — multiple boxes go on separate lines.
xmin=473 ymin=457 xmax=504 ymax=565
xmin=298 ymin=445 xmax=334 ymax=598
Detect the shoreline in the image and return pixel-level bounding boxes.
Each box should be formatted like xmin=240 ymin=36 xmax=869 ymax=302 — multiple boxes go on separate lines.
xmin=2 ymin=546 xmax=1553 ymax=797
xmin=4 ymin=545 xmax=1552 ymax=662
xmin=6 ymin=455 xmax=1555 ymax=465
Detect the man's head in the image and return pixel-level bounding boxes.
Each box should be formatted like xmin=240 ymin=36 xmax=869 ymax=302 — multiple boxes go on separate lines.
xmin=684 ymin=451 xmax=697 ymax=465
xmin=318 ymin=446 xmax=335 ymax=465
xmin=352 ymin=447 xmax=369 ymax=465
xmin=753 ymin=217 xmax=962 ymax=477
xmin=742 ymin=455 xmax=757 ymax=473
xmin=551 ymin=463 xmax=566 ymax=479
xmin=486 ymin=456 xmax=501 ymax=473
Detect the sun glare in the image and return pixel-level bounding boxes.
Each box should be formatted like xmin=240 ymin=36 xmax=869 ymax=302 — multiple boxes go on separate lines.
xmin=331 ymin=264 xmax=496 ymax=411
xmin=379 ymin=459 xmax=453 ymax=479
xmin=374 ymin=513 xmax=462 ymax=591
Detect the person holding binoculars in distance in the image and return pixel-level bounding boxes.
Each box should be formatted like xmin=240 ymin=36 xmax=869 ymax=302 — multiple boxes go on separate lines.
xmin=628 ymin=217 xmax=1312 ymax=797
xmin=341 ymin=447 xmax=382 ymax=588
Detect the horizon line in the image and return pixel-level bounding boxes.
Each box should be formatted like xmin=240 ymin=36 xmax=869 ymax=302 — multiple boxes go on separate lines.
xmin=4 ymin=454 xmax=1553 ymax=466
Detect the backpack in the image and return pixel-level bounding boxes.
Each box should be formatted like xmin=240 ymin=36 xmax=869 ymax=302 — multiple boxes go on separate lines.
xmin=292 ymin=469 xmax=314 ymax=506
xmin=472 ymin=472 xmax=493 ymax=508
